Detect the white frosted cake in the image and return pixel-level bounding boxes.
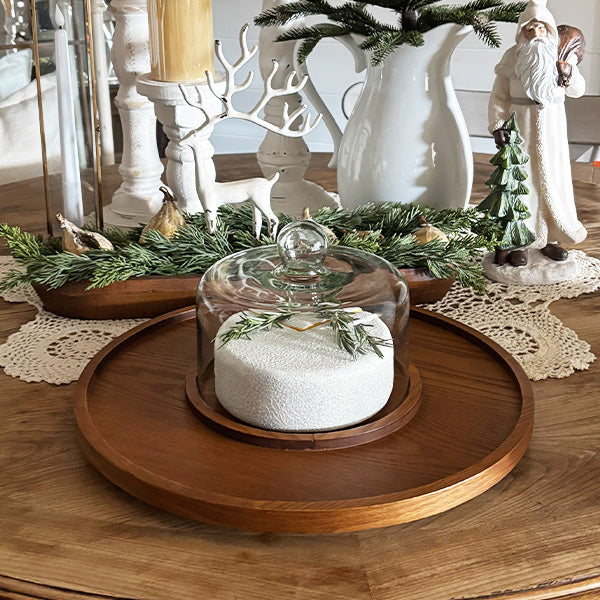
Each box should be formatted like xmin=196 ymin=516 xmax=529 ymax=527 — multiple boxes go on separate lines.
xmin=214 ymin=310 xmax=394 ymax=432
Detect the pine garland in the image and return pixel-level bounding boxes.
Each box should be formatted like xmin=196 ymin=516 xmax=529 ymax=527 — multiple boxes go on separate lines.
xmin=0 ymin=203 xmax=501 ymax=294
xmin=255 ymin=0 xmax=527 ymax=65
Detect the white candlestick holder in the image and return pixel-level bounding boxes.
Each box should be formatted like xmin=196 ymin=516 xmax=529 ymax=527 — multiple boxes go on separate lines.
xmin=257 ymin=1 xmax=340 ymax=216
xmin=105 ymin=0 xmax=164 ymax=227
xmin=136 ymin=74 xmax=226 ymax=214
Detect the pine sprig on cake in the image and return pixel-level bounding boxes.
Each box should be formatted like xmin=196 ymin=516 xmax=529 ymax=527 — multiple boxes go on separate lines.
xmin=0 ymin=203 xmax=501 ymax=293
xmin=219 ymin=307 xmax=393 ymax=359
xmin=217 ymin=310 xmax=295 ymax=346
xmin=255 ymin=0 xmax=527 ymax=65
xmin=317 ymin=307 xmax=393 ymax=358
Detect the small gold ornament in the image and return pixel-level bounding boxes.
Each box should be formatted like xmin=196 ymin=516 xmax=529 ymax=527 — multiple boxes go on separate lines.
xmin=141 ymin=187 xmax=186 ymax=240
xmin=413 ymin=216 xmax=449 ymax=246
xmin=301 ymin=207 xmax=337 ymax=240
xmin=56 ymin=214 xmax=114 ymax=255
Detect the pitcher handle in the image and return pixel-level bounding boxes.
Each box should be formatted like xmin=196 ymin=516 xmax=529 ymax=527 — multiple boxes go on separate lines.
xmin=294 ymin=33 xmax=367 ymax=168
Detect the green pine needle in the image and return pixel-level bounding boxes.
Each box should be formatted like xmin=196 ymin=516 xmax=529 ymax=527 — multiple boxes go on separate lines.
xmin=317 ymin=307 xmax=392 ymax=358
xmin=254 ymin=0 xmax=527 ymax=65
xmin=217 ymin=310 xmax=295 ymax=346
xmin=255 ymin=0 xmax=526 ymax=64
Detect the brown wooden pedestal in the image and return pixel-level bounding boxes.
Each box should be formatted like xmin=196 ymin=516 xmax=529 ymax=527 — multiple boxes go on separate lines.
xmin=74 ymin=307 xmax=534 ymax=534
xmin=186 ymin=364 xmax=422 ymax=451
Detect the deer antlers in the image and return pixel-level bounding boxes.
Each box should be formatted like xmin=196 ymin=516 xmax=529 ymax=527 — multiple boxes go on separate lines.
xmin=179 ymin=24 xmax=322 ymax=143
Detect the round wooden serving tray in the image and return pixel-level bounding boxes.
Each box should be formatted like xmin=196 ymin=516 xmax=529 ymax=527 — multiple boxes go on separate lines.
xmin=74 ymin=307 xmax=534 ymax=534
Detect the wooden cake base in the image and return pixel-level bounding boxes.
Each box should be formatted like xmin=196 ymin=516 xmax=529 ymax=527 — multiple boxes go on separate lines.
xmin=74 ymin=307 xmax=534 ymax=534
xmin=186 ymin=364 xmax=422 ymax=451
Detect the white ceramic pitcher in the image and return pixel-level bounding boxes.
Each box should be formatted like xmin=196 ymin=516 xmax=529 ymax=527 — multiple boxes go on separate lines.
xmin=298 ymin=24 xmax=473 ymax=210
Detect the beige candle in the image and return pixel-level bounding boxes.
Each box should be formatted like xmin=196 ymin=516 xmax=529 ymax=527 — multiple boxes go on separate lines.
xmin=148 ymin=0 xmax=214 ymax=82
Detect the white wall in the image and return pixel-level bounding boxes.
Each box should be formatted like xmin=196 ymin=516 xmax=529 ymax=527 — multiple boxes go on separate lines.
xmin=212 ymin=0 xmax=600 ymax=155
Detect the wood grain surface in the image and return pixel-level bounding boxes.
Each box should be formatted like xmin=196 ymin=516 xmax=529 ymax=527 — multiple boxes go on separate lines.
xmin=0 ymin=154 xmax=599 ymax=599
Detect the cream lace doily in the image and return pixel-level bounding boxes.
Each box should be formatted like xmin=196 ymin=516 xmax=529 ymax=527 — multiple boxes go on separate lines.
xmin=427 ymin=250 xmax=599 ymax=380
xmin=0 ymin=252 xmax=598 ymax=385
xmin=0 ymin=256 xmax=145 ymax=385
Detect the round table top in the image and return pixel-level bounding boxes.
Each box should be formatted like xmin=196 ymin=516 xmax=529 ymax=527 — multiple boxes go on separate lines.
xmin=1 ymin=154 xmax=600 ymax=600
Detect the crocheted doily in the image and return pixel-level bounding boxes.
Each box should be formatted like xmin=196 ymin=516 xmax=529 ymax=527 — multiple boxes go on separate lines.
xmin=0 ymin=252 xmax=598 ymax=385
xmin=0 ymin=256 xmax=145 ymax=385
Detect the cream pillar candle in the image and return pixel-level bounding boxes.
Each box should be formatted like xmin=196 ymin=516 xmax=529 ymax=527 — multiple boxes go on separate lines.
xmin=148 ymin=0 xmax=214 ymax=82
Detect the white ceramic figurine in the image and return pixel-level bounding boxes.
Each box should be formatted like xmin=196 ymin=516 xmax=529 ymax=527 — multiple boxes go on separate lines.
xmin=488 ymin=0 xmax=587 ymax=280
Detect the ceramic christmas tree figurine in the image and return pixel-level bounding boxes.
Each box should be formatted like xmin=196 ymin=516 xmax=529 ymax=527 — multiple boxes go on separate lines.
xmin=478 ymin=114 xmax=536 ymax=267
xmin=488 ymin=0 xmax=587 ymax=274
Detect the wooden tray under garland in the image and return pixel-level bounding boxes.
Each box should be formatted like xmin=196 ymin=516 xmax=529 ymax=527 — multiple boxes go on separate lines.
xmin=33 ymin=275 xmax=202 ymax=319
xmin=74 ymin=307 xmax=534 ymax=534
xmin=35 ymin=269 xmax=452 ymax=319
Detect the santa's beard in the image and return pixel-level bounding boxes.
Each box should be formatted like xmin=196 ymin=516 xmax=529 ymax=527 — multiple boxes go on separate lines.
xmin=515 ymin=36 xmax=559 ymax=105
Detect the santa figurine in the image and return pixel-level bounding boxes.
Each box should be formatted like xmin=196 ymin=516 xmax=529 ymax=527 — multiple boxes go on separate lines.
xmin=488 ymin=0 xmax=587 ymax=272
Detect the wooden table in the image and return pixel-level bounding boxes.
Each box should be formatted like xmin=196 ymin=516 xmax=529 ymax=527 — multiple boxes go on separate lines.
xmin=1 ymin=154 xmax=599 ymax=600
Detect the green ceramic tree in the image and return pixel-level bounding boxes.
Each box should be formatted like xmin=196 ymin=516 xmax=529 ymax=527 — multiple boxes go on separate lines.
xmin=478 ymin=113 xmax=536 ymax=265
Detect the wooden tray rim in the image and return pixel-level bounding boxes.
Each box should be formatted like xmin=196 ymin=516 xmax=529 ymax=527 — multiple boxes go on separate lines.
xmin=74 ymin=306 xmax=534 ymax=513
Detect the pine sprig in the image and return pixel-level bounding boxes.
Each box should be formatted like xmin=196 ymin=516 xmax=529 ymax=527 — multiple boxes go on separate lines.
xmin=255 ymin=0 xmax=526 ymax=64
xmin=0 ymin=223 xmax=45 ymax=259
xmin=317 ymin=308 xmax=392 ymax=358
xmin=218 ymin=310 xmax=295 ymax=346
xmin=10 ymin=252 xmax=99 ymax=290
xmin=219 ymin=307 xmax=392 ymax=359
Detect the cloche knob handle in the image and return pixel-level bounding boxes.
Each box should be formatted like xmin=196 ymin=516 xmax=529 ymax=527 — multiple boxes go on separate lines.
xmin=277 ymin=220 xmax=329 ymax=275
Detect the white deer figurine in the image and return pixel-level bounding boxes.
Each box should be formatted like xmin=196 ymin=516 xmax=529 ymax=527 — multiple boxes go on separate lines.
xmin=194 ymin=158 xmax=280 ymax=239
xmin=179 ymin=24 xmax=321 ymax=238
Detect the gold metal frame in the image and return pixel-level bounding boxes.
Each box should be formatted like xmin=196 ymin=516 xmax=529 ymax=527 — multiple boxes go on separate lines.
xmin=29 ymin=0 xmax=52 ymax=234
xmin=83 ymin=0 xmax=104 ymax=228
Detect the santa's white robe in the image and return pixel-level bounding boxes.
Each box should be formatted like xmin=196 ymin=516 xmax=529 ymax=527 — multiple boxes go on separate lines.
xmin=488 ymin=47 xmax=587 ymax=248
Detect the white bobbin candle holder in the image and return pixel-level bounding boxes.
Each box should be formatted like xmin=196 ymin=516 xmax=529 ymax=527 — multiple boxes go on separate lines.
xmin=136 ymin=74 xmax=226 ymax=215
xmin=105 ymin=0 xmax=164 ymax=227
xmin=257 ymin=0 xmax=340 ymax=216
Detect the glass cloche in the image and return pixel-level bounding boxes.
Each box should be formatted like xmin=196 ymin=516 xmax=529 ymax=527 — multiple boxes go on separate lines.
xmin=195 ymin=220 xmax=410 ymax=433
